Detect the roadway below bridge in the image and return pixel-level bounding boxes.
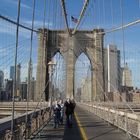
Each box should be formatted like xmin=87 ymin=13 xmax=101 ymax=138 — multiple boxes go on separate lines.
xmin=30 ymin=106 xmax=138 ymax=140
xmin=0 ymin=102 xmax=48 ymax=119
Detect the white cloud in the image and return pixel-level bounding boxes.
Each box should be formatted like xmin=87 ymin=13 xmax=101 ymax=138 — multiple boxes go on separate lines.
xmin=5 ymin=0 xmax=31 ymax=9
xmin=24 ymin=20 xmax=53 ymax=28
xmin=125 ymin=58 xmax=135 ymax=64
xmin=0 ymin=21 xmax=31 ymax=38
xmin=0 ymin=48 xmax=7 ymax=53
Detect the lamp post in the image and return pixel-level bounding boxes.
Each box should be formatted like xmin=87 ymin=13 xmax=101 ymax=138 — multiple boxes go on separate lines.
xmin=48 ymin=60 xmax=56 ymax=108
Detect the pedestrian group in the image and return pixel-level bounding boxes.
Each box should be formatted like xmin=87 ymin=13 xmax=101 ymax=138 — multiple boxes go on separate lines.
xmin=52 ymin=98 xmax=76 ymax=128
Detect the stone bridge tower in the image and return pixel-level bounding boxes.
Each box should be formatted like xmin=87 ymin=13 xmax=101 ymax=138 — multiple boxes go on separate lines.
xmin=34 ymin=29 xmax=105 ymax=102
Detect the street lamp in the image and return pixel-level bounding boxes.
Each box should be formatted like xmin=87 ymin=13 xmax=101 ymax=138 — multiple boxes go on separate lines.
xmin=48 ymin=60 xmax=56 ymax=107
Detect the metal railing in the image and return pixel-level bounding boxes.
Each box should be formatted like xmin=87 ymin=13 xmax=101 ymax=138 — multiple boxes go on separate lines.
xmin=78 ymin=102 xmax=140 ymax=139
xmin=0 ymin=107 xmax=51 ymax=140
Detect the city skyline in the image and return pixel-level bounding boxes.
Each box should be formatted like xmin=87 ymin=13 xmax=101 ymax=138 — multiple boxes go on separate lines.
xmin=0 ymin=0 xmax=140 ymax=89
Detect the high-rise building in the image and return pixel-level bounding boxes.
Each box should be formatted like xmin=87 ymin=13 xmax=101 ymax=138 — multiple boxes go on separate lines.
xmin=16 ymin=63 xmax=21 ymax=97
xmin=10 ymin=66 xmax=14 ymax=80
xmin=5 ymin=79 xmax=13 ymax=100
xmin=76 ymin=88 xmax=81 ymax=102
xmin=0 ymin=70 xmax=4 ymax=90
xmin=121 ymin=63 xmax=132 ymax=87
xmin=20 ymin=81 xmax=27 ymax=100
xmin=81 ymin=77 xmax=91 ymax=102
xmin=28 ymin=59 xmax=33 ymax=100
xmin=30 ymin=77 xmax=36 ymax=101
xmin=104 ymin=44 xmax=121 ymax=93
xmin=10 ymin=64 xmax=21 ymax=97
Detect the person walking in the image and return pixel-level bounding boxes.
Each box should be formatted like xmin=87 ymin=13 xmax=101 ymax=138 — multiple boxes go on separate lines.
xmin=59 ymin=100 xmax=64 ymax=124
xmin=52 ymin=100 xmax=61 ymax=128
xmin=64 ymin=98 xmax=74 ymax=128
xmin=71 ymin=99 xmax=76 ymax=114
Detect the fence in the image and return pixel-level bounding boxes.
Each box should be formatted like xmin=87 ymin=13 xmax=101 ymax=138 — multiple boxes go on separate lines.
xmin=78 ymin=102 xmax=140 ymax=139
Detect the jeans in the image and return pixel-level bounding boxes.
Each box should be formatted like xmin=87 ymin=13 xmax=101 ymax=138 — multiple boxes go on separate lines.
xmin=66 ymin=114 xmax=72 ymax=127
xmin=53 ymin=115 xmax=59 ymax=128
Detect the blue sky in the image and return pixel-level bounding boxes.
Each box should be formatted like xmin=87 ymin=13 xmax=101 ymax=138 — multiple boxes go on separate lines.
xmin=0 ymin=0 xmax=140 ymax=89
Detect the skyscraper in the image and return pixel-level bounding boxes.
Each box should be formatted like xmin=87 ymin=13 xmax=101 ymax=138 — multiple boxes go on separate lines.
xmin=16 ymin=63 xmax=21 ymax=96
xmin=30 ymin=77 xmax=36 ymax=101
xmin=121 ymin=63 xmax=132 ymax=87
xmin=28 ymin=59 xmax=33 ymax=100
xmin=0 ymin=70 xmax=4 ymax=90
xmin=10 ymin=66 xmax=14 ymax=80
xmin=81 ymin=77 xmax=91 ymax=102
xmin=10 ymin=64 xmax=21 ymax=96
xmin=104 ymin=44 xmax=121 ymax=93
xmin=5 ymin=79 xmax=13 ymax=100
xmin=20 ymin=81 xmax=27 ymax=100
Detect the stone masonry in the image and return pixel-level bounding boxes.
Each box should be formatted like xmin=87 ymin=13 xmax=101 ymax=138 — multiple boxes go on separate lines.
xmin=35 ymin=29 xmax=105 ymax=102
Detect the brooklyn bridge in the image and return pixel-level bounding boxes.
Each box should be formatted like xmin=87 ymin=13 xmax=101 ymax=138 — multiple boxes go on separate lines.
xmin=0 ymin=0 xmax=140 ymax=139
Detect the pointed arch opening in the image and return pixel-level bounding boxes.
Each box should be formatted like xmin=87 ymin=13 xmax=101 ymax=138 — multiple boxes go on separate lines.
xmin=51 ymin=52 xmax=66 ymax=99
xmin=74 ymin=52 xmax=92 ymax=102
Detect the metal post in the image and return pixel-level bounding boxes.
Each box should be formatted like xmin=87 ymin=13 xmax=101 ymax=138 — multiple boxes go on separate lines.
xmin=48 ymin=60 xmax=56 ymax=110
xmin=94 ymin=33 xmax=97 ymax=101
xmin=91 ymin=68 xmax=93 ymax=102
xmin=11 ymin=0 xmax=21 ymax=138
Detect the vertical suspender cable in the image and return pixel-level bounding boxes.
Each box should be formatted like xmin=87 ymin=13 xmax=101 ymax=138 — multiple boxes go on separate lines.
xmin=40 ymin=0 xmax=46 ymax=102
xmin=120 ymin=0 xmax=128 ymax=133
xmin=92 ymin=0 xmax=96 ymax=28
xmin=47 ymin=0 xmax=51 ymax=30
xmin=11 ymin=0 xmax=21 ymax=137
xmin=42 ymin=0 xmax=46 ymax=101
xmin=72 ymin=0 xmax=89 ymax=35
xmin=102 ymin=35 xmax=105 ymax=101
xmin=111 ymin=0 xmax=115 ymax=44
xmin=98 ymin=0 xmax=101 ymax=27
xmin=103 ymin=0 xmax=105 ymax=25
xmin=120 ymin=0 xmax=126 ymax=85
xmin=60 ymin=0 xmax=71 ymax=35
xmin=55 ymin=0 xmax=59 ymax=99
xmin=25 ymin=0 xmax=36 ymax=138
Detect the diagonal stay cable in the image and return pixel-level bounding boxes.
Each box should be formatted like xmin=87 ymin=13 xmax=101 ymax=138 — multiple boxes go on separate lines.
xmin=72 ymin=0 xmax=89 ymax=35
xmin=60 ymin=0 xmax=71 ymax=35
xmin=0 ymin=14 xmax=38 ymax=33
xmin=25 ymin=0 xmax=36 ymax=138
xmin=11 ymin=0 xmax=21 ymax=137
xmin=99 ymin=18 xmax=140 ymax=35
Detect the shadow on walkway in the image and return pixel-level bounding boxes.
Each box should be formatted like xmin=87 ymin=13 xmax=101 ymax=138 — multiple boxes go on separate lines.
xmin=31 ymin=114 xmax=82 ymax=140
xmin=63 ymin=115 xmax=82 ymax=140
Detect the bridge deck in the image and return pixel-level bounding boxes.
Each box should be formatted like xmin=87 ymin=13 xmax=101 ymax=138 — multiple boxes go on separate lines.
xmin=30 ymin=106 xmax=138 ymax=140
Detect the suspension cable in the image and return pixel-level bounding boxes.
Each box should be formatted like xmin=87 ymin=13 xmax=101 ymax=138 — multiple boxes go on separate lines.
xmin=72 ymin=0 xmax=89 ymax=35
xmin=11 ymin=0 xmax=21 ymax=137
xmin=110 ymin=0 xmax=115 ymax=43
xmin=120 ymin=0 xmax=126 ymax=82
xmin=60 ymin=0 xmax=71 ymax=35
xmin=0 ymin=14 xmax=38 ymax=33
xmin=99 ymin=18 xmax=140 ymax=35
xmin=41 ymin=0 xmax=47 ymax=102
xmin=74 ymin=37 xmax=134 ymax=113
xmin=25 ymin=0 xmax=36 ymax=138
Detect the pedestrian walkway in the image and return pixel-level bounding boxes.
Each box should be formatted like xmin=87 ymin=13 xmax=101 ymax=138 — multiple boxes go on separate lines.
xmin=30 ymin=106 xmax=138 ymax=140
xmin=30 ymin=113 xmax=82 ymax=140
xmin=76 ymin=106 xmax=138 ymax=140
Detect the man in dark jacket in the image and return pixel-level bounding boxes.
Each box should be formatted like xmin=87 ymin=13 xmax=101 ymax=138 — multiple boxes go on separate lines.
xmin=64 ymin=98 xmax=75 ymax=127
